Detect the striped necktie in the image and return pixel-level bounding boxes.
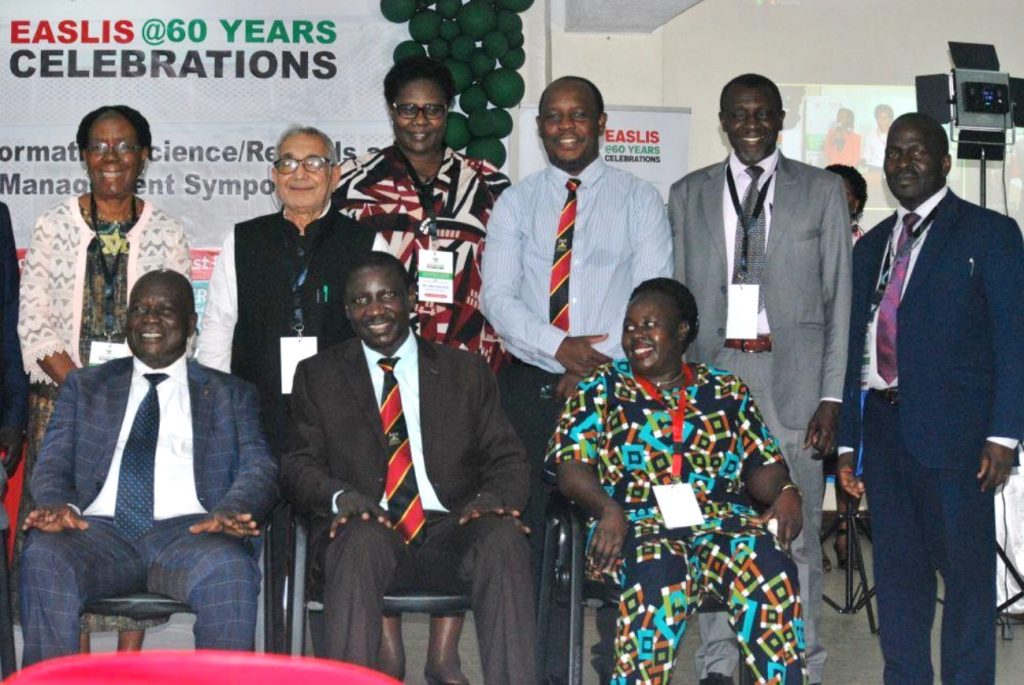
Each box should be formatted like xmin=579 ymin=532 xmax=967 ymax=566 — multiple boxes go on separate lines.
xmin=378 ymin=357 xmax=425 ymax=545
xmin=114 ymin=372 xmax=167 ymax=540
xmin=549 ymin=177 xmax=581 ymax=332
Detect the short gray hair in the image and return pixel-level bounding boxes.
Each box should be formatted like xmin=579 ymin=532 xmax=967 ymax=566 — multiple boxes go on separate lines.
xmin=275 ymin=125 xmax=337 ymax=163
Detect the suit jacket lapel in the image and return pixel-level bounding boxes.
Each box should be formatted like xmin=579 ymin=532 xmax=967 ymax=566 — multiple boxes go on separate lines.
xmin=766 ymin=155 xmax=796 ymax=259
xmin=700 ymin=163 xmax=729 ymax=271
xmin=101 ymin=360 xmax=134 ymax=468
xmin=416 ymin=340 xmax=443 ymax=475
xmin=902 ymin=192 xmax=960 ymax=303
xmin=342 ymin=342 xmax=388 ymax=452
xmin=188 ymin=361 xmax=211 ymax=484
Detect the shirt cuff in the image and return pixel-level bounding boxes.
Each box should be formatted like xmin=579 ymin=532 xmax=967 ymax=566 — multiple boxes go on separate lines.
xmin=331 ymin=490 xmax=344 ymax=515
xmin=67 ymin=503 xmax=82 ymax=516
xmin=820 ymin=397 xmax=842 ymax=404
xmin=987 ymin=436 xmax=1019 ymax=450
xmin=837 ymin=447 xmax=854 ymax=456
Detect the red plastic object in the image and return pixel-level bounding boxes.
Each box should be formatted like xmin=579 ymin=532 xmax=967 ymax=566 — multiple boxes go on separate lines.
xmin=4 ymin=650 xmax=400 ymax=684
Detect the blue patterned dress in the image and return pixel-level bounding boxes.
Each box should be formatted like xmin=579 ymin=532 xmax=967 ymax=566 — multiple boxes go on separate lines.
xmin=547 ymin=360 xmax=807 ymax=685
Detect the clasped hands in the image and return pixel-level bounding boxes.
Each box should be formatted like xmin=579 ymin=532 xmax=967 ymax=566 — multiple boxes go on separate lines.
xmin=329 ymin=491 xmax=527 ymax=538
xmin=23 ymin=505 xmax=259 ymax=537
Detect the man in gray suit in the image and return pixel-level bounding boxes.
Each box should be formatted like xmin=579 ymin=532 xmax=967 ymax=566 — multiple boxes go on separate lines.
xmin=669 ymin=73 xmax=851 ymax=685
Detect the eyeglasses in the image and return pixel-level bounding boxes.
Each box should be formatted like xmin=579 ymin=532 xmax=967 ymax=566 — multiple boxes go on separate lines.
xmin=273 ymin=155 xmax=333 ymax=174
xmin=84 ymin=140 xmax=141 ymax=157
xmin=391 ymin=102 xmax=448 ymax=120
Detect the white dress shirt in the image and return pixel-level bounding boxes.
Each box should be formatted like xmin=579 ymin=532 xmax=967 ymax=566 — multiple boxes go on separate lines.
xmin=331 ymin=333 xmax=448 ymax=514
xmin=481 ymin=158 xmax=673 ymax=373
xmin=84 ymin=354 xmax=206 ymax=519
xmin=723 ymin=149 xmax=778 ymax=336
xmin=839 ymin=186 xmax=1016 ymax=454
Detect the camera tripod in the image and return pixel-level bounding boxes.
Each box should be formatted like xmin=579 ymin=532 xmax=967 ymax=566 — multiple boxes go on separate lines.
xmin=821 ymin=495 xmax=878 ymax=633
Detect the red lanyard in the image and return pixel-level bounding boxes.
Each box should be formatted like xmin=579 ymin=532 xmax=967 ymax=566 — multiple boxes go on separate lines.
xmin=634 ymin=363 xmax=694 ymax=478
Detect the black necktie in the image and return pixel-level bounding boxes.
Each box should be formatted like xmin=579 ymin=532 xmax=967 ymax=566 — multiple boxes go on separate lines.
xmin=114 ymin=372 xmax=168 ymax=540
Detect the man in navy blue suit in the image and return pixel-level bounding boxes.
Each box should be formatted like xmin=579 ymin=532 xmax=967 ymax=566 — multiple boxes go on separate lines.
xmin=20 ymin=270 xmax=278 ymax=665
xmin=837 ymin=113 xmax=1024 ymax=684
xmin=0 ymin=201 xmax=27 ymax=477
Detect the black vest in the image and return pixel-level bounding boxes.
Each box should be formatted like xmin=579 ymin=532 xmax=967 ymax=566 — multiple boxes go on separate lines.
xmin=231 ymin=207 xmax=376 ymax=454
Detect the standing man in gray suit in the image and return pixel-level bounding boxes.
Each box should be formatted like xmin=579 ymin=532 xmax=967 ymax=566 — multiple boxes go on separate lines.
xmin=668 ymin=73 xmax=851 ymax=685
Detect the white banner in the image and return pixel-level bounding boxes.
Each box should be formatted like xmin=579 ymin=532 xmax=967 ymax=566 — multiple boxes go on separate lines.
xmin=0 ymin=0 xmax=405 ymax=248
xmin=516 ymin=104 xmax=691 ymax=201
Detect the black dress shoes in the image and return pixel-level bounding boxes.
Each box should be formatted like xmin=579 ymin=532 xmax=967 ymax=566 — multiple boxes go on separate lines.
xmin=699 ymin=674 xmax=735 ymax=685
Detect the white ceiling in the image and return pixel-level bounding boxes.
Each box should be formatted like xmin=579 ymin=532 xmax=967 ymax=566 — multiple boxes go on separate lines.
xmin=563 ymin=0 xmax=706 ymax=33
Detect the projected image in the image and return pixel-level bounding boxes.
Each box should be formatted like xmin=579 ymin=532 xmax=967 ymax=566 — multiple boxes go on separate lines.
xmin=776 ymin=84 xmax=1024 ymax=230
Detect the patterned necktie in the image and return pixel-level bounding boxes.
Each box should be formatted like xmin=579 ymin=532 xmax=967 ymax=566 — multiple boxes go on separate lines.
xmin=549 ymin=178 xmax=582 ymax=332
xmin=114 ymin=372 xmax=168 ymax=540
xmin=731 ymin=165 xmax=767 ymax=311
xmin=875 ymin=212 xmax=919 ymax=384
xmin=378 ymin=357 xmax=425 ymax=545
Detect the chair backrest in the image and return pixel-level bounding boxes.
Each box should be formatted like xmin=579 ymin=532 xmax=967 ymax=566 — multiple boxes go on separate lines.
xmin=5 ymin=650 xmax=400 ymax=684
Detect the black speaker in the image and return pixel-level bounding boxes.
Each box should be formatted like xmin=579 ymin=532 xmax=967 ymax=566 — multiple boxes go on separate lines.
xmin=1010 ymin=77 xmax=1024 ymax=127
xmin=916 ymin=74 xmax=952 ymax=124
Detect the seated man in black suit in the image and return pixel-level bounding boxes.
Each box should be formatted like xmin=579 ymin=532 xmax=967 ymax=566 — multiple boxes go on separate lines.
xmin=20 ymin=270 xmax=278 ymax=665
xmin=282 ymin=252 xmax=535 ymax=685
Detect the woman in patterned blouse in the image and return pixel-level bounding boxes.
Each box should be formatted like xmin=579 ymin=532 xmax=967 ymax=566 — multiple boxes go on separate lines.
xmin=547 ymin=278 xmax=807 ymax=684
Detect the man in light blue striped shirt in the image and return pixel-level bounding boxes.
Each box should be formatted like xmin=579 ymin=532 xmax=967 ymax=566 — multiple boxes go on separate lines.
xmin=481 ymin=75 xmax=672 ymax=680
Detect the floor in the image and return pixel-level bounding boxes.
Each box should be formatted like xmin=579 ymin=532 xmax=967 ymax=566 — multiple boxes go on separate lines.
xmin=11 ymin=534 xmax=1024 ymax=683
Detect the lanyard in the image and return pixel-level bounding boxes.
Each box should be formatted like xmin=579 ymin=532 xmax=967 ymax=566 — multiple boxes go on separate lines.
xmin=726 ymin=166 xmax=773 ymax=273
xmin=869 ymin=205 xmax=939 ymax=315
xmin=89 ymin=193 xmax=137 ymax=338
xmin=397 ymin=148 xmax=441 ymax=243
xmin=633 ymin=363 xmax=695 ymax=478
xmin=282 ymin=212 xmax=330 ymax=333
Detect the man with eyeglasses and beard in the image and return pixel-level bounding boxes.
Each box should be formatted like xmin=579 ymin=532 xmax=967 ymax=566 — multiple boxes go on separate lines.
xmin=197 ymin=125 xmax=376 ymax=648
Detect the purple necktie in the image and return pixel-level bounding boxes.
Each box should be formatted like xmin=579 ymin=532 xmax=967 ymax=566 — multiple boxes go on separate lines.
xmin=875 ymin=212 xmax=918 ymax=384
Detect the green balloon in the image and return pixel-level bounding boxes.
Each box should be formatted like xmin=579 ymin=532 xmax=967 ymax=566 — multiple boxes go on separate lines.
xmin=496 ymin=0 xmax=534 ymax=10
xmin=393 ymin=40 xmax=426 ymax=63
xmin=468 ymin=109 xmax=495 ymax=137
xmin=437 ymin=0 xmax=462 ymax=18
xmin=490 ymin=108 xmax=514 ymax=137
xmin=466 ymin=137 xmax=507 ymax=167
xmin=469 ymin=48 xmax=496 ymax=78
xmin=483 ymin=68 xmax=525 ymax=108
xmin=449 ymin=35 xmax=475 ymax=61
xmin=506 ymin=30 xmax=524 ymax=49
xmin=409 ymin=9 xmax=443 ymax=43
xmin=381 ymin=0 xmax=417 ymax=23
xmin=457 ymin=0 xmax=497 ymax=40
xmin=444 ymin=58 xmax=474 ymax=93
xmin=439 ymin=18 xmax=460 ymax=40
xmin=499 ymin=46 xmax=525 ymax=69
xmin=428 ymin=37 xmax=449 ymax=60
xmin=483 ymin=31 xmax=509 ymax=59
xmin=446 ymin=112 xmax=471 ymax=150
xmin=459 ymin=84 xmax=488 ymax=114
xmin=497 ymin=10 xmax=523 ymax=34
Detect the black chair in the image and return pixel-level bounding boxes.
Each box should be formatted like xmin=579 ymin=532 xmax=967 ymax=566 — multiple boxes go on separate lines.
xmin=288 ymin=518 xmax=471 ymax=657
xmin=537 ymin=492 xmax=753 ymax=685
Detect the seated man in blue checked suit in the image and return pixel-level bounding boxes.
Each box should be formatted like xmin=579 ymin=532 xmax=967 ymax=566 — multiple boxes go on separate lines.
xmin=19 ymin=270 xmax=278 ymax=666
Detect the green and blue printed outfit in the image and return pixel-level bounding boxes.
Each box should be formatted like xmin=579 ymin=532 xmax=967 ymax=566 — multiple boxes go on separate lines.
xmin=546 ymin=360 xmax=806 ymax=684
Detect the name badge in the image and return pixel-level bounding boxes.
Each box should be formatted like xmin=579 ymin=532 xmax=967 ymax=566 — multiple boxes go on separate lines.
xmin=89 ymin=340 xmax=131 ymax=366
xmin=726 ymin=284 xmax=759 ymax=340
xmin=652 ymin=482 xmax=705 ymax=529
xmin=280 ymin=336 xmax=318 ymax=394
xmin=417 ymin=249 xmax=454 ymax=304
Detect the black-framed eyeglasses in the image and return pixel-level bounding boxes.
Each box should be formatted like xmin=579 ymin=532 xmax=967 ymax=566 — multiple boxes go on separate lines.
xmin=84 ymin=140 xmax=141 ymax=157
xmin=391 ymin=102 xmax=448 ymax=120
xmin=273 ymin=155 xmax=333 ymax=174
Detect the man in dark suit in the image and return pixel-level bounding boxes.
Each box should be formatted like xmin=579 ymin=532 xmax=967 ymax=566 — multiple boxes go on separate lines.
xmin=838 ymin=113 xmax=1024 ymax=684
xmin=669 ymin=73 xmax=851 ymax=684
xmin=20 ymin=270 xmax=278 ymax=666
xmin=282 ymin=251 xmax=534 ymax=685
xmin=0 ymin=201 xmax=27 ymax=475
